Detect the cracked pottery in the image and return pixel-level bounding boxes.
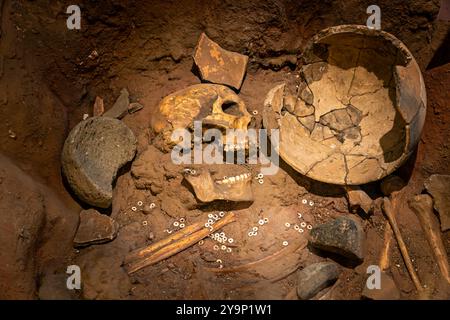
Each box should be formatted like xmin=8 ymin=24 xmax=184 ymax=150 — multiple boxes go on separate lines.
xmin=263 ymin=25 xmax=427 ymax=185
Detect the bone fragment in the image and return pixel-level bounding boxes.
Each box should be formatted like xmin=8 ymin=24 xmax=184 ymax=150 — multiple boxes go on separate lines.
xmin=126 ymin=212 xmax=236 ymax=274
xmin=379 ymin=221 xmax=393 ymax=272
xmin=382 ymin=197 xmax=426 ymax=297
xmin=408 ymin=194 xmax=450 ymax=285
xmin=124 ymin=221 xmax=204 ymax=264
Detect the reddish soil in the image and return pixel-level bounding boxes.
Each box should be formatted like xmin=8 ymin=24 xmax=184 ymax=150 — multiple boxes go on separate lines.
xmin=0 ymin=0 xmax=449 ymax=300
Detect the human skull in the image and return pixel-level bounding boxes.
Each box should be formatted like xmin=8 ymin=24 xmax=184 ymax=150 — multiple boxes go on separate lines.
xmin=153 ymin=84 xmax=251 ymax=150
xmin=263 ymin=25 xmax=426 ymax=185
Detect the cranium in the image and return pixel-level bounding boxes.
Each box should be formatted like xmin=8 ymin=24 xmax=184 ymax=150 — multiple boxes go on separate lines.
xmin=153 ymin=84 xmax=251 ymax=150
xmin=183 ymin=167 xmax=253 ymax=203
xmin=263 ymin=25 xmax=426 ymax=185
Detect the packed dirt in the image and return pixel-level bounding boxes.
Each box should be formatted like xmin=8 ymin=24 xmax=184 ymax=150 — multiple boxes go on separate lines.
xmin=0 ymin=0 xmax=449 ymax=300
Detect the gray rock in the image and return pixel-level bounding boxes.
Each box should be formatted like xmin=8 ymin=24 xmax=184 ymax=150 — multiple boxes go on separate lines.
xmin=424 ymin=174 xmax=450 ymax=231
xmin=61 ymin=116 xmax=137 ymax=208
xmin=103 ymin=88 xmax=129 ymax=119
xmin=73 ymin=209 xmax=119 ymax=247
xmin=309 ymin=216 xmax=365 ymax=264
xmin=297 ymin=262 xmax=340 ymax=300
xmin=380 ymin=175 xmax=406 ymax=196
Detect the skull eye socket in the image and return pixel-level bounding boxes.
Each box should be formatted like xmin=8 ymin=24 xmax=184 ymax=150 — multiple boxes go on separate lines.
xmin=221 ymin=102 xmax=243 ymax=117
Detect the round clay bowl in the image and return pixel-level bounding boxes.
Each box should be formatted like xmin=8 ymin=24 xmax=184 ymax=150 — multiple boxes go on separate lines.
xmin=263 ymin=25 xmax=426 ymax=185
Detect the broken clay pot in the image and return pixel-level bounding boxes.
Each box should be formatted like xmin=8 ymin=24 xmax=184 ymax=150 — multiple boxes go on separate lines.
xmin=61 ymin=116 xmax=137 ymax=208
xmin=263 ymin=25 xmax=426 ymax=185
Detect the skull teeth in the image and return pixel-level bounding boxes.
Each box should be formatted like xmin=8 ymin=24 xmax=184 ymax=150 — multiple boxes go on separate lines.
xmin=224 ymin=144 xmax=245 ymax=152
xmin=215 ymin=173 xmax=251 ymax=185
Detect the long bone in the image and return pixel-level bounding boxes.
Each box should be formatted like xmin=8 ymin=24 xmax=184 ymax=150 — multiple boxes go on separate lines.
xmin=409 ymin=194 xmax=450 ymax=286
xmin=126 ymin=212 xmax=236 ymax=274
xmin=382 ymin=196 xmax=426 ymax=297
xmin=124 ymin=221 xmax=204 ymax=264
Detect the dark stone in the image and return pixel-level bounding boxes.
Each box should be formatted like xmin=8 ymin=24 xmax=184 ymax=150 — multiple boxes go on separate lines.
xmin=297 ymin=262 xmax=340 ymax=300
xmin=309 ymin=216 xmax=365 ymax=264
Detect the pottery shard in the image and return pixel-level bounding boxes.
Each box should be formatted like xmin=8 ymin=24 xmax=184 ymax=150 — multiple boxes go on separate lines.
xmin=193 ymin=33 xmax=248 ymax=90
xmin=297 ymin=262 xmax=340 ymax=300
xmin=73 ymin=209 xmax=119 ymax=247
xmin=345 ymin=186 xmax=373 ymax=214
xmin=309 ymin=216 xmax=365 ymax=264
xmin=103 ymin=88 xmax=130 ymax=119
xmin=424 ymin=174 xmax=450 ymax=231
xmin=128 ymin=102 xmax=144 ymax=114
xmin=62 ymin=117 xmax=137 ymax=208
